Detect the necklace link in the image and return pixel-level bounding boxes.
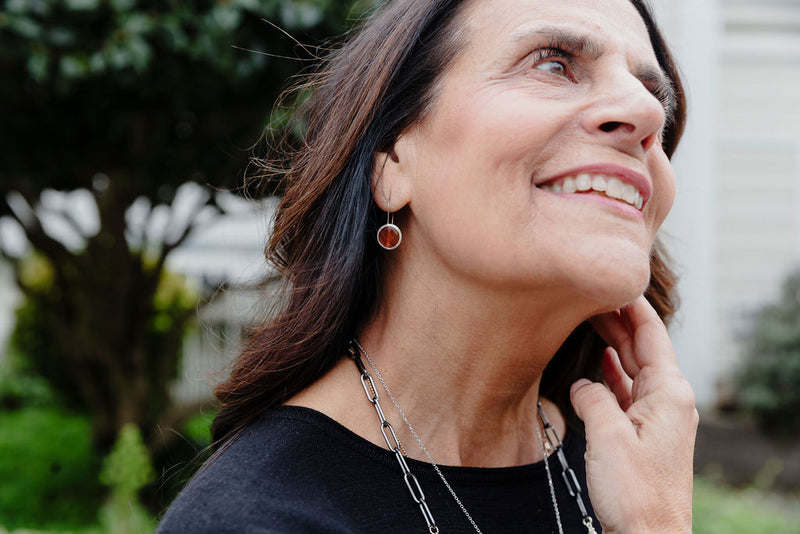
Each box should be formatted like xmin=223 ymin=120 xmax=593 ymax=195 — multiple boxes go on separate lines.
xmin=538 ymin=402 xmax=596 ymax=532
xmin=381 ymin=420 xmax=403 ymax=451
xmin=350 ymin=339 xmax=596 ymax=534
xmin=349 ymin=342 xmax=440 ymax=533
xmin=359 ymin=371 xmax=379 ymax=402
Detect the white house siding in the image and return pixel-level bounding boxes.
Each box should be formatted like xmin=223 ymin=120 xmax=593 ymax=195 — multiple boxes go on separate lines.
xmin=714 ymin=1 xmax=800 ymax=388
xmin=653 ymin=0 xmax=800 ymax=406
xmin=717 ymin=142 xmax=799 ymax=370
xmin=656 ymin=0 xmax=800 ymax=405
xmin=172 ymin=287 xmax=267 ymax=405
xmin=656 ymin=0 xmax=722 ymax=406
xmin=168 ymin=202 xmax=277 ymax=405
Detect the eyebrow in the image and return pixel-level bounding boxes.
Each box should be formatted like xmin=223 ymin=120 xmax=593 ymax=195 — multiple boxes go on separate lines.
xmin=510 ymin=26 xmax=604 ymax=59
xmin=509 ymin=25 xmax=677 ymax=116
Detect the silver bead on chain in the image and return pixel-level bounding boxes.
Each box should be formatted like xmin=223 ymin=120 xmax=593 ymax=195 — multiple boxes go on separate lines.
xmin=350 ymin=339 xmax=597 ymax=534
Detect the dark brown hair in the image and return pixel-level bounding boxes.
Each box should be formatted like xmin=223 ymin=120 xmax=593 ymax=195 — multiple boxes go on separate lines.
xmin=212 ymin=0 xmax=687 ymax=447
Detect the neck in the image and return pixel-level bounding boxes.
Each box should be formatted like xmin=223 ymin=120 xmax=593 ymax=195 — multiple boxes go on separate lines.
xmin=359 ymin=275 xmax=586 ymax=466
xmin=288 ymin=263 xmax=600 ymax=468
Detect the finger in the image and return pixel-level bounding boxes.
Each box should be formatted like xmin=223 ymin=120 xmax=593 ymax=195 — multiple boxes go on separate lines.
xmin=619 ymin=296 xmax=677 ymax=370
xmin=589 ymin=311 xmax=641 ymax=377
xmin=601 ymin=347 xmax=634 ymax=411
xmin=570 ymin=379 xmax=635 ymax=440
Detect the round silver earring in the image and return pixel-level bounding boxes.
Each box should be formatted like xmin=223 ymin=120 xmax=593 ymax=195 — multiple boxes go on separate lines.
xmin=377 ymin=210 xmax=402 ymax=250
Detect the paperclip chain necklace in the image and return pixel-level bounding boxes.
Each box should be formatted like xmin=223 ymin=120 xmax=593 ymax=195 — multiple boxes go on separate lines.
xmin=350 ymin=339 xmax=597 ymax=534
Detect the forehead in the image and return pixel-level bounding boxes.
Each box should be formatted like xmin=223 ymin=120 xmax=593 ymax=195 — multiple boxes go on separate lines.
xmin=459 ymin=0 xmax=657 ymax=65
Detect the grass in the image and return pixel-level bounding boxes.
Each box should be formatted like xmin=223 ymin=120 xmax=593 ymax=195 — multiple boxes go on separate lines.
xmin=0 ymin=408 xmax=103 ymax=531
xmin=693 ymin=477 xmax=800 ymax=534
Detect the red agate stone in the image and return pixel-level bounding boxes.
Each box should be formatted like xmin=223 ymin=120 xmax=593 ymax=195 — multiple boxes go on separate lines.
xmin=377 ymin=224 xmax=401 ymax=250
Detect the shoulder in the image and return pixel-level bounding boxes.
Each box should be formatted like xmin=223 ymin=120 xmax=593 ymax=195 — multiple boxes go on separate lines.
xmin=156 ymin=407 xmax=365 ymax=534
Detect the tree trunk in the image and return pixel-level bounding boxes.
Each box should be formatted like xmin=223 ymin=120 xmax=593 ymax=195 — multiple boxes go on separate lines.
xmin=11 ymin=181 xmax=197 ymax=455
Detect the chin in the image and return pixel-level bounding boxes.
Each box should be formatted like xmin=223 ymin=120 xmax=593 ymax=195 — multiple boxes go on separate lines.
xmin=574 ymin=258 xmax=652 ymax=314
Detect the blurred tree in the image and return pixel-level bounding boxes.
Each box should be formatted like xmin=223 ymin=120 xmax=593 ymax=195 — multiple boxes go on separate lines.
xmin=737 ymin=270 xmax=800 ymax=438
xmin=0 ymin=0 xmax=368 ymax=453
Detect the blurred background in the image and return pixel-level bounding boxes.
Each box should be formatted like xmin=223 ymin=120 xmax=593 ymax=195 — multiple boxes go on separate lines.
xmin=0 ymin=0 xmax=798 ymax=533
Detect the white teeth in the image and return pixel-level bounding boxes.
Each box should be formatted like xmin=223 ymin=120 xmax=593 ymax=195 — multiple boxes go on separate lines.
xmin=591 ymin=175 xmax=607 ymax=191
xmin=575 ymin=173 xmax=592 ymax=191
xmin=539 ymin=174 xmax=645 ymax=211
xmin=621 ymin=183 xmax=637 ymax=205
xmin=605 ymin=177 xmax=623 ymax=200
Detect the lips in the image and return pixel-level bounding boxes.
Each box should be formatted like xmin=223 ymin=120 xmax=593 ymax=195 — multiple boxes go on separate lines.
xmin=536 ymin=165 xmax=652 ymax=211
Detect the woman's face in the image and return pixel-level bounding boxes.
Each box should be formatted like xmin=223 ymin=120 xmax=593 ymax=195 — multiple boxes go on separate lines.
xmin=385 ymin=0 xmax=677 ymax=309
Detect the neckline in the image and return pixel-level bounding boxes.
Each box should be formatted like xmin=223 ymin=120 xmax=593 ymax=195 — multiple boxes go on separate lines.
xmin=264 ymin=404 xmax=581 ymax=484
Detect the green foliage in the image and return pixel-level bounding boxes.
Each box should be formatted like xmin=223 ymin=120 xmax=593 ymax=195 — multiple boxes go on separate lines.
xmin=0 ymin=0 xmax=366 ymax=520
xmin=9 ymin=259 xmax=198 ymax=426
xmin=146 ymin=407 xmax=217 ymax=512
xmin=99 ymin=424 xmax=155 ymax=498
xmin=0 ymin=404 xmax=219 ymax=534
xmin=0 ymin=346 xmax=58 ymax=409
xmin=0 ymin=408 xmax=103 ymax=531
xmin=0 ymin=0 xmax=363 ymax=196
xmin=693 ymin=477 xmax=800 ymax=534
xmin=150 ymin=271 xmax=200 ymax=334
xmin=97 ymin=424 xmax=156 ymax=534
xmin=0 ymin=0 xmax=365 ymax=462
xmin=182 ymin=409 xmax=215 ymax=447
xmin=737 ymin=270 xmax=800 ymax=437
xmin=1 ymin=0 xmax=343 ymax=87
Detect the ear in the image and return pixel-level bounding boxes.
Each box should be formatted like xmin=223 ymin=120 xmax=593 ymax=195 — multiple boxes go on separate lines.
xmin=371 ymin=136 xmax=414 ymax=213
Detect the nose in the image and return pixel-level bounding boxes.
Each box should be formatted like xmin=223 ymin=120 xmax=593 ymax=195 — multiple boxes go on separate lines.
xmin=581 ymin=69 xmax=667 ymax=155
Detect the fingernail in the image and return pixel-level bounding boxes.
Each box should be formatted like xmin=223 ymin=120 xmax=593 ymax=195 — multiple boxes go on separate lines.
xmin=571 ymin=378 xmax=592 ymax=396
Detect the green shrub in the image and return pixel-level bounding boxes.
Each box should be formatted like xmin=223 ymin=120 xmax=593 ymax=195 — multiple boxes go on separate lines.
xmin=693 ymin=477 xmax=800 ymax=534
xmin=0 ymin=408 xmax=103 ymax=530
xmin=0 ymin=407 xmax=215 ymax=533
xmin=181 ymin=410 xmax=215 ymax=447
xmin=98 ymin=424 xmax=156 ymax=534
xmin=736 ymin=270 xmax=800 ymax=437
xmin=147 ymin=409 xmax=216 ymax=512
xmin=0 ymin=350 xmax=57 ymax=410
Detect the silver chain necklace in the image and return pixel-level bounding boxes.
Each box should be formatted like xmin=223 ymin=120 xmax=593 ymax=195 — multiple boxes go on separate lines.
xmin=349 ymin=339 xmax=597 ymax=534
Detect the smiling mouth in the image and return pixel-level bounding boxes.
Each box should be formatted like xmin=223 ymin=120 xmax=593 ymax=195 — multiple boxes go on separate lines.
xmin=538 ymin=174 xmax=644 ymax=210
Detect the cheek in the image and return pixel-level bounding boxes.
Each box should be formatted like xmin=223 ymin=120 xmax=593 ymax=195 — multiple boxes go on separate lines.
xmin=649 ymin=151 xmax=677 ymax=232
xmin=425 ymin=84 xmax=575 ymax=160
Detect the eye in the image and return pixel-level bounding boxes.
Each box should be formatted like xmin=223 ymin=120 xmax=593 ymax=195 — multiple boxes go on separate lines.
xmin=530 ymin=48 xmax=575 ymax=81
xmin=535 ymin=59 xmax=569 ymax=76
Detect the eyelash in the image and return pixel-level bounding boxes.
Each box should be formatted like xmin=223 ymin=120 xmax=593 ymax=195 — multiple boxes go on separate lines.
xmin=648 ymin=82 xmax=674 ymax=115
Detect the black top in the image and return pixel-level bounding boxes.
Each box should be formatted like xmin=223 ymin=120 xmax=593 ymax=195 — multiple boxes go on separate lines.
xmin=157 ymin=405 xmax=600 ymax=533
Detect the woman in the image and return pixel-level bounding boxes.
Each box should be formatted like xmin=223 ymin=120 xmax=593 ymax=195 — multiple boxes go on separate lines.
xmin=158 ymin=0 xmax=698 ymax=532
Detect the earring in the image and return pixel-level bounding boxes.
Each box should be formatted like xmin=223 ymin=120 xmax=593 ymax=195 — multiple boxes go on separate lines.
xmin=377 ymin=210 xmax=402 ymax=250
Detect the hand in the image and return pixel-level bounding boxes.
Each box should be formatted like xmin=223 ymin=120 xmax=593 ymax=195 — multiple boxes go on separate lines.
xmin=571 ymin=295 xmax=698 ymax=534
